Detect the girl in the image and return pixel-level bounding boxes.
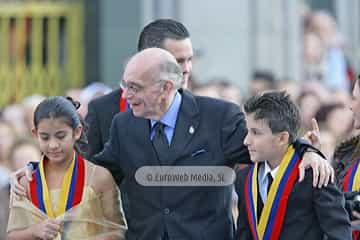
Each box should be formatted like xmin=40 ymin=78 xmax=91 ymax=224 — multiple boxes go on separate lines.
xmin=7 ymin=96 xmax=127 ymax=240
xmin=332 ymin=136 xmax=360 ymax=239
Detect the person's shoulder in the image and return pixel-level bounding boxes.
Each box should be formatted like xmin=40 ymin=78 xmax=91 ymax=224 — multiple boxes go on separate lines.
xmin=234 ymin=166 xmax=252 ymax=191
xmin=333 ymin=135 xmax=360 ymax=167
xmin=112 ymin=108 xmax=133 ymax=124
xmin=236 ymin=165 xmax=252 ymax=177
xmin=297 ymin=168 xmax=328 ymax=191
xmin=87 ymin=161 xmax=116 ymax=192
xmin=88 ymin=88 xmax=121 ymax=107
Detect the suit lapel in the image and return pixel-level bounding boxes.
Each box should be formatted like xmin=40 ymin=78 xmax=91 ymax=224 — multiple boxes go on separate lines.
xmin=167 ymin=90 xmax=200 ymax=165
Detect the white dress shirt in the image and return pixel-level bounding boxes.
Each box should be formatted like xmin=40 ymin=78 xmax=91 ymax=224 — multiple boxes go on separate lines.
xmin=258 ymin=161 xmax=279 ymax=202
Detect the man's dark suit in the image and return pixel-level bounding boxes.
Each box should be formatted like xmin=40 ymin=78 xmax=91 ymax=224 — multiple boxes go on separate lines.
xmin=235 ymin=165 xmax=351 ymax=240
xmin=84 ymin=88 xmax=134 ymax=222
xmin=94 ymin=89 xmax=251 ymax=240
xmin=85 ymin=88 xmax=122 ymax=159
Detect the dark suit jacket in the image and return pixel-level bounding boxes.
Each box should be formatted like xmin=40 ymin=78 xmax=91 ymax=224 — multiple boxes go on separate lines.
xmin=85 ymin=89 xmax=121 ymax=159
xmin=94 ymin=89 xmax=251 ymax=240
xmin=235 ymin=165 xmax=352 ymax=240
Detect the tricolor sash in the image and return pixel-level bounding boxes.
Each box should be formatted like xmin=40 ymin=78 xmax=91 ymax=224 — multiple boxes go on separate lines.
xmin=342 ymin=157 xmax=360 ymax=192
xmin=342 ymin=157 xmax=360 ymax=239
xmin=244 ymin=145 xmax=301 ymax=240
xmin=29 ymin=152 xmax=85 ymax=218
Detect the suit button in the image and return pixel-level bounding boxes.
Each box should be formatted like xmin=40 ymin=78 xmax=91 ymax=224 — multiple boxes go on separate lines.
xmin=164 ymin=208 xmax=170 ymax=215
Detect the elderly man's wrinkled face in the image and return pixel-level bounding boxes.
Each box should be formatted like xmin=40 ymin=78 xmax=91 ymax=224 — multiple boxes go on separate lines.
xmin=122 ymin=48 xmax=179 ymax=120
xmin=122 ymin=66 xmax=165 ymax=120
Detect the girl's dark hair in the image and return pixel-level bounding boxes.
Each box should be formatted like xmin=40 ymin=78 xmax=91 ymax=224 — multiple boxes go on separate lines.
xmin=33 ymin=96 xmax=88 ymax=155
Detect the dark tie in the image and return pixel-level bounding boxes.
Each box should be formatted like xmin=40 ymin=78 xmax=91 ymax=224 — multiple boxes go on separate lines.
xmin=257 ymin=181 xmax=263 ymax=222
xmin=258 ymin=173 xmax=274 ymax=222
xmin=152 ymin=122 xmax=170 ymax=162
xmin=267 ymin=173 xmax=273 ymax=194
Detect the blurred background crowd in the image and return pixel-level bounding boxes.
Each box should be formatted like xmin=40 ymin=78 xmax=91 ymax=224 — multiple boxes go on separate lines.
xmin=1 ymin=0 xmax=360 ymax=237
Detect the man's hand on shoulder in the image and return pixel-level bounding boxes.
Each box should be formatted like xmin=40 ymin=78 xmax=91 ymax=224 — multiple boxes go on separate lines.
xmin=10 ymin=165 xmax=33 ymax=200
xmin=299 ymin=151 xmax=334 ymax=188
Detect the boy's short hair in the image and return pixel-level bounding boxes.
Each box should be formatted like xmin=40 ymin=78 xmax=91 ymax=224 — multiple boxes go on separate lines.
xmin=244 ymin=91 xmax=300 ymax=143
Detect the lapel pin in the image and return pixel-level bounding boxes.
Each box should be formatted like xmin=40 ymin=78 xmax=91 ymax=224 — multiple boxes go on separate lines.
xmin=189 ymin=126 xmax=195 ymax=134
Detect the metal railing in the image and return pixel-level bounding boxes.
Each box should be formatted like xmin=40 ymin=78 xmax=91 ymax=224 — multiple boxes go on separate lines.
xmin=0 ymin=1 xmax=83 ymax=107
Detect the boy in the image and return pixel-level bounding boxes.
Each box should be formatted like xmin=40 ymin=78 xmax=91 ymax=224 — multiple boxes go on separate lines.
xmin=236 ymin=91 xmax=351 ymax=239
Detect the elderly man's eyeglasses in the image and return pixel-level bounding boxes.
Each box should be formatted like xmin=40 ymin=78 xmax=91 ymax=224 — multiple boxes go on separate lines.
xmin=120 ymin=80 xmax=145 ymax=94
xmin=120 ymin=79 xmax=164 ymax=94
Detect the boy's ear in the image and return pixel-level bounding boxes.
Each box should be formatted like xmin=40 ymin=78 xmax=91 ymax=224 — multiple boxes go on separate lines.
xmin=74 ymin=124 xmax=83 ymax=140
xmin=278 ymin=131 xmax=290 ymax=146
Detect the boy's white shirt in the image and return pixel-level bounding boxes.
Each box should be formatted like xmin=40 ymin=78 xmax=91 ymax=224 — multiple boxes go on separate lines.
xmin=258 ymin=161 xmax=280 ymax=202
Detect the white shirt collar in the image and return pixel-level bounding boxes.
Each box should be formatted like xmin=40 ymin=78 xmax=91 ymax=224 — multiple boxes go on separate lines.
xmin=258 ymin=161 xmax=280 ymax=202
xmin=260 ymin=161 xmax=280 ymax=184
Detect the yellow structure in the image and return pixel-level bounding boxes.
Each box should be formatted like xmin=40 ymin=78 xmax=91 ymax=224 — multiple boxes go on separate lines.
xmin=0 ymin=2 xmax=83 ymax=107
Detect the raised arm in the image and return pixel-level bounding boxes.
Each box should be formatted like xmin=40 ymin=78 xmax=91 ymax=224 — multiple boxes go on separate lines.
xmin=298 ymin=118 xmax=335 ymax=187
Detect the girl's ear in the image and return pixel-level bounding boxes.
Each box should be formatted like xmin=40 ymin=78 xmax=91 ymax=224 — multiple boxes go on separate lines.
xmin=31 ymin=128 xmax=37 ymax=137
xmin=74 ymin=124 xmax=83 ymax=141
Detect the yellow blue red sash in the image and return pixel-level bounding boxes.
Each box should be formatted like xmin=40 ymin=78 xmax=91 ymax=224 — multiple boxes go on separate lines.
xmin=29 ymin=152 xmax=85 ymax=218
xmin=342 ymin=157 xmax=360 ymax=239
xmin=244 ymin=145 xmax=301 ymax=239
xmin=343 ymin=157 xmax=360 ymax=192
